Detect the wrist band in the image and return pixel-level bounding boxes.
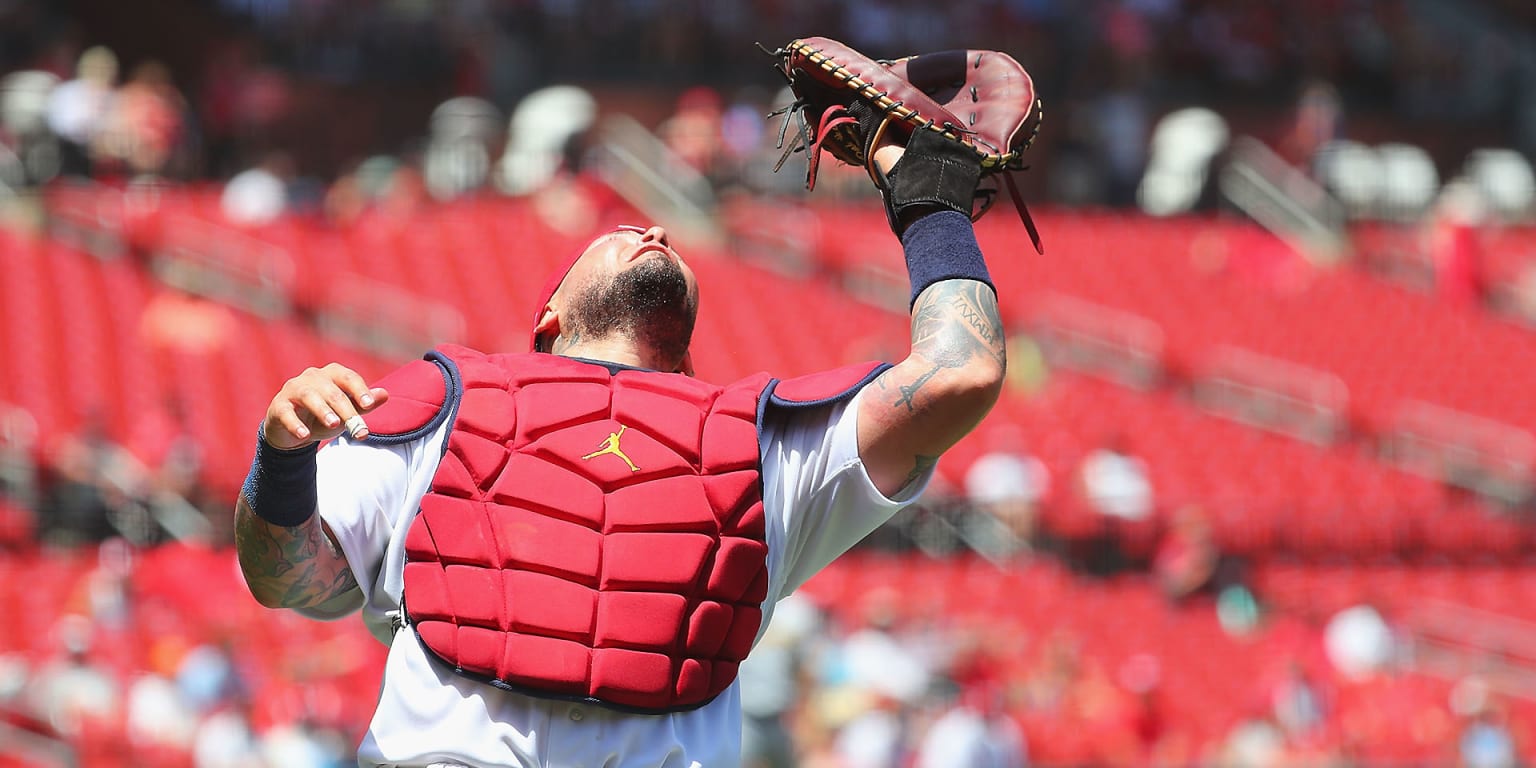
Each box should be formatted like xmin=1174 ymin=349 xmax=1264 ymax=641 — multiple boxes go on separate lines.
xmin=901 ymin=210 xmax=996 ymax=308
xmin=241 ymin=428 xmax=319 ymax=527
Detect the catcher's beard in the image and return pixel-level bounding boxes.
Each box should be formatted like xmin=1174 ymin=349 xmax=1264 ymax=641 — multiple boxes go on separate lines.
xmin=564 ymin=257 xmax=697 ymax=368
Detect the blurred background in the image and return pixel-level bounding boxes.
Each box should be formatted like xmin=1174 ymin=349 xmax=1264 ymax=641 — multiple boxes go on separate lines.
xmin=2 ymin=0 xmax=1535 ymax=766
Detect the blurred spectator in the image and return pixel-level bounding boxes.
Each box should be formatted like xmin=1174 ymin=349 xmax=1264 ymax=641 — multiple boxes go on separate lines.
xmin=1324 ymin=604 xmax=1395 ymax=682
xmin=322 ymin=157 xmax=378 ymax=226
xmin=1449 ymin=676 xmax=1522 ymax=768
xmin=1269 ymin=661 xmax=1328 ymax=744
xmin=193 ymin=703 xmax=264 ymax=768
xmin=715 ymin=88 xmax=769 ymax=192
xmin=40 ymin=414 xmax=142 ymax=545
xmin=376 ymin=160 xmax=429 ymax=222
xmin=659 ymin=86 xmax=727 ymax=182
xmin=1151 ymin=504 xmax=1218 ymax=600
xmin=1426 ymin=178 xmax=1489 ymax=308
xmin=832 ymin=694 xmax=906 ymax=768
xmin=739 ymin=594 xmax=820 ymax=768
xmin=1074 ymin=432 xmax=1155 ymax=572
xmin=423 ymin=95 xmax=501 ymax=201
xmin=221 ymin=151 xmax=294 ymax=225
xmin=125 ymin=666 xmax=198 ymax=754
xmin=1117 ymin=652 xmax=1166 ymax=760
xmin=819 ymin=587 xmax=932 ymax=768
xmin=0 ymin=481 xmax=32 ymax=547
xmin=45 ymin=45 xmax=117 ymax=177
xmin=1066 ymin=659 xmax=1148 ymax=765
xmin=915 ymin=684 xmax=1028 ymax=768
xmin=1078 ymin=432 xmax=1154 ymax=523
xmin=1281 ymin=80 xmax=1343 ymax=169
xmin=0 ymin=405 xmax=37 ymax=547
xmin=1021 ymin=629 xmax=1082 ymax=714
xmin=963 ymin=424 xmax=1051 ymax=557
xmin=260 ymin=718 xmax=348 ymax=767
xmin=836 ymin=587 xmax=931 ymax=705
xmin=1219 ymin=715 xmax=1288 ymax=768
xmin=83 ymin=537 xmax=135 ymax=631
xmin=1 ymin=69 xmax=63 ymax=189
xmin=128 ymin=397 xmax=209 ymax=516
xmin=1512 ymin=262 xmax=1536 ymax=325
xmin=140 ymin=286 xmax=239 ymax=355
xmin=494 ymin=84 xmax=597 ymax=196
xmin=99 ymin=59 xmax=186 ymax=177
xmin=25 ymin=614 xmax=121 ymax=738
xmin=1459 ymin=706 xmax=1518 ymax=768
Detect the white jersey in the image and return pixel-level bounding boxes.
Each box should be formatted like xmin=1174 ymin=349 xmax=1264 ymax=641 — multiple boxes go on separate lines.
xmin=314 ymin=387 xmax=931 ymax=768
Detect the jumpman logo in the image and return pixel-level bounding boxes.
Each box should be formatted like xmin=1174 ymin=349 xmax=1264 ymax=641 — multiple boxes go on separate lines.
xmin=582 ymin=425 xmax=640 ymax=472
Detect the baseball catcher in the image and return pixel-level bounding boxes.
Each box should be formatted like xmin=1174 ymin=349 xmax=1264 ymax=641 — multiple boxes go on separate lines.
xmin=765 ymin=36 xmax=1044 ymax=253
xmin=232 ymin=37 xmax=1034 ymax=768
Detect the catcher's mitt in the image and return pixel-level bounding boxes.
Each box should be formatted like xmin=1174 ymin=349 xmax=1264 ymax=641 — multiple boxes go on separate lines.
xmin=765 ymin=37 xmax=1044 ymax=253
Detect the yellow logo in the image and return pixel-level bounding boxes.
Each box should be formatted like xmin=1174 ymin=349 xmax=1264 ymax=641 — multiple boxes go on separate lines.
xmin=582 ymin=425 xmax=640 ymax=472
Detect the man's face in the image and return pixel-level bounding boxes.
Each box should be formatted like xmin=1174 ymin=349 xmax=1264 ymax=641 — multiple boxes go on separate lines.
xmin=555 ymin=226 xmax=699 ymax=366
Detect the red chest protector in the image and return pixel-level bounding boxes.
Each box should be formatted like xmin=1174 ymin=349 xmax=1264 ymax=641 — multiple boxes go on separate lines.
xmin=364 ymin=345 xmax=885 ymax=713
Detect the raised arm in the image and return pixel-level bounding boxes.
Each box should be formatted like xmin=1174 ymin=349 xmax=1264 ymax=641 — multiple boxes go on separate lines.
xmin=234 ymin=363 xmax=388 ymax=616
xmin=857 ymin=132 xmax=1007 ymax=497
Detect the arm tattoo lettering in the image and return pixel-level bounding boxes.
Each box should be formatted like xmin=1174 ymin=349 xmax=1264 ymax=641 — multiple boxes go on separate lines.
xmin=887 ymin=280 xmax=1005 ymax=412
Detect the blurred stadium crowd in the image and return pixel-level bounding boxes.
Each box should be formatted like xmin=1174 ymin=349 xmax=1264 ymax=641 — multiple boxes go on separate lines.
xmin=3 ymin=1 xmax=1536 ymax=767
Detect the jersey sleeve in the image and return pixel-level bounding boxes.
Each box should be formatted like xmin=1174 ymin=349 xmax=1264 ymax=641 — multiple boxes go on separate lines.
xmin=758 ymin=387 xmax=934 ymax=601
xmin=312 ymin=427 xmax=443 ymax=633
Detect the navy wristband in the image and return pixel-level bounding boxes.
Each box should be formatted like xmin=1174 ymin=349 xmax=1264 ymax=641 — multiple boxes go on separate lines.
xmin=241 ymin=429 xmax=319 ymax=527
xmin=900 ymin=210 xmax=996 ymax=308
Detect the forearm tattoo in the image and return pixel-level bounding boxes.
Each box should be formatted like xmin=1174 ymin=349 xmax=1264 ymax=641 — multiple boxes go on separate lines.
xmin=235 ymin=496 xmax=358 ymax=609
xmin=889 ymin=279 xmax=1006 ymax=413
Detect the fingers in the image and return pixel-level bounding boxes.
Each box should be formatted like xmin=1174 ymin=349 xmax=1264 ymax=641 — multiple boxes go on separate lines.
xmin=328 ymin=364 xmax=381 ymax=411
xmin=302 ymin=387 xmax=346 ymax=431
xmin=323 ymin=365 xmax=391 ymax=439
xmin=266 ymin=400 xmax=312 ymax=448
xmin=264 ymin=364 xmax=391 ymax=448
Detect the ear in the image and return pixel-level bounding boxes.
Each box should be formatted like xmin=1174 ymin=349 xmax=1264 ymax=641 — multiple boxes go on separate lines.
xmin=676 ymin=350 xmax=695 ymax=377
xmin=533 ymin=304 xmax=560 ymax=353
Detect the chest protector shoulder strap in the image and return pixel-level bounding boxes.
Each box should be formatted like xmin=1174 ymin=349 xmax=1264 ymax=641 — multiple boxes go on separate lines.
xmin=364 ymin=344 xmax=886 ymax=713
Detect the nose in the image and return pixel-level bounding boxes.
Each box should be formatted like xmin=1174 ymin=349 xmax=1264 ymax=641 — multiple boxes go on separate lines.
xmin=640 ymin=226 xmax=670 ymax=247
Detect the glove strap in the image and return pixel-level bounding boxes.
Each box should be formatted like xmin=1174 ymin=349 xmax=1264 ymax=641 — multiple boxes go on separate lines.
xmin=875 ymin=126 xmax=983 ymax=236
xmin=1003 ymin=171 xmax=1045 ymax=255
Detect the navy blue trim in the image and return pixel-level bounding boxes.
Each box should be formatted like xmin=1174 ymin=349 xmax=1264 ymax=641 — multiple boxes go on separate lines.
xmin=362 ymin=351 xmax=464 ymax=447
xmin=755 ymin=363 xmax=891 ymax=435
xmin=567 ymin=355 xmax=656 ymax=375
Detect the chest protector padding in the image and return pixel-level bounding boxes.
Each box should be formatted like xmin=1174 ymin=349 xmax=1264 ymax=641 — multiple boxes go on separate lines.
xmin=398 ymin=350 xmax=775 ymax=712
